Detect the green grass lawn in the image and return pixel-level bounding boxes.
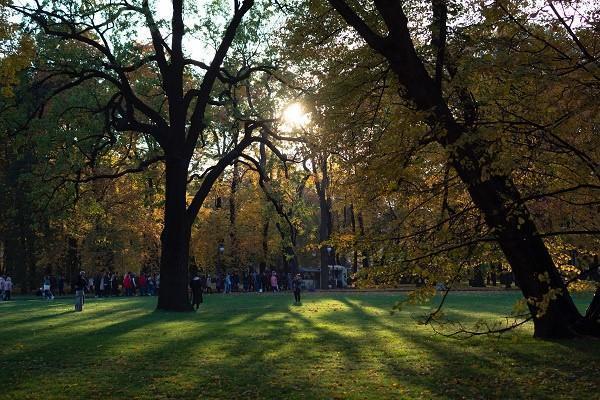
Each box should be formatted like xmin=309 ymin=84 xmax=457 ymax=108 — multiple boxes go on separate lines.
xmin=0 ymin=291 xmax=598 ymax=399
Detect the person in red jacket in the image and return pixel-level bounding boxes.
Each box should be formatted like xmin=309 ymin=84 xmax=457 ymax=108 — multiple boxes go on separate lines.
xmin=123 ymin=272 xmax=132 ymax=296
xmin=138 ymin=273 xmax=148 ymax=296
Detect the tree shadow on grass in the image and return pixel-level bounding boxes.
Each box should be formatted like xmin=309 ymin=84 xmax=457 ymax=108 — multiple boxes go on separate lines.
xmin=1 ymin=294 xmax=599 ymax=400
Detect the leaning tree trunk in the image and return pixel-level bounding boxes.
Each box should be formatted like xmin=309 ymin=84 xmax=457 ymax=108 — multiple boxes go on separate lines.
xmin=451 ymin=149 xmax=584 ymax=338
xmin=157 ymin=156 xmax=193 ymax=311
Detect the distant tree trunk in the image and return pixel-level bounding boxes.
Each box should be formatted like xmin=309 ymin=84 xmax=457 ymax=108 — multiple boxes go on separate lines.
xmin=24 ymin=234 xmax=36 ymax=294
xmin=357 ymin=211 xmax=370 ymax=268
xmin=261 ymin=219 xmax=269 ymax=273
xmin=259 ymin=134 xmax=269 ymax=274
xmin=275 ymin=222 xmax=299 ymax=275
xmin=229 ymin=162 xmax=240 ymax=271
xmin=349 ymin=204 xmax=358 ymax=273
xmin=314 ymin=156 xmax=333 ymax=289
xmin=67 ymin=236 xmax=80 ymax=283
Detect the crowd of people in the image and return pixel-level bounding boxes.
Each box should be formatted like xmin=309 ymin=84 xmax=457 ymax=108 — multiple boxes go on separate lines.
xmin=34 ymin=268 xmax=304 ymax=298
xmin=190 ymin=269 xmax=304 ymax=309
xmin=37 ymin=271 xmax=161 ymax=300
xmin=210 ymin=270 xmax=295 ymax=294
xmin=1 ymin=266 xmax=305 ymax=311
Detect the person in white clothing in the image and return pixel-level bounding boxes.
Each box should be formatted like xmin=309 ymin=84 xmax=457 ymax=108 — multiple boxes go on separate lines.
xmin=4 ymin=276 xmax=12 ymax=300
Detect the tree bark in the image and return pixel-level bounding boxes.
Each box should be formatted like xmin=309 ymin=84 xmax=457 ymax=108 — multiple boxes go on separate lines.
xmin=157 ymin=156 xmax=192 ymax=311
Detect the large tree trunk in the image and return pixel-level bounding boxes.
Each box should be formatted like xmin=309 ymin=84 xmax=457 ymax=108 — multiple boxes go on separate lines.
xmin=66 ymin=236 xmax=80 ymax=283
xmin=451 ymin=148 xmax=584 ymax=338
xmin=157 ymin=156 xmax=192 ymax=311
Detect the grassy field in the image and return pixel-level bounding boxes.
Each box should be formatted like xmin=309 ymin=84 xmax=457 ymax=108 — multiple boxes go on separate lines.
xmin=0 ymin=291 xmax=598 ymax=400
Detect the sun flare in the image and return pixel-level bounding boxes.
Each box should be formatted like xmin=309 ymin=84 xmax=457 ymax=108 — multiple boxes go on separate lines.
xmin=281 ymin=103 xmax=310 ymax=131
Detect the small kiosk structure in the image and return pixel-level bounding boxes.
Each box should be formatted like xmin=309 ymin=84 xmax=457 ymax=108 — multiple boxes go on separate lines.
xmin=299 ymin=265 xmax=349 ymax=290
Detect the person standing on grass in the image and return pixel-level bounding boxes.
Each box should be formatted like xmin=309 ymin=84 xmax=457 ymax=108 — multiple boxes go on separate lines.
xmin=292 ymin=274 xmax=302 ymax=304
xmin=148 ymin=274 xmax=155 ymax=296
xmin=73 ymin=271 xmax=87 ymax=312
xmin=87 ymin=276 xmax=94 ymax=295
xmin=4 ymin=276 xmax=12 ymax=300
xmin=271 ymin=271 xmax=278 ymax=293
xmin=190 ymin=272 xmax=203 ymax=310
xmin=139 ymin=272 xmax=147 ymax=296
xmin=224 ymin=272 xmax=232 ymax=294
xmin=111 ymin=272 xmax=119 ymax=296
xmin=130 ymin=273 xmax=137 ymax=296
xmin=205 ymin=274 xmax=212 ymax=294
xmin=99 ymin=271 xmax=106 ymax=298
xmin=43 ymin=275 xmax=54 ymax=300
xmin=123 ymin=272 xmax=132 ymax=296
xmin=253 ymin=271 xmax=261 ymax=293
xmin=107 ymin=272 xmax=113 ymax=297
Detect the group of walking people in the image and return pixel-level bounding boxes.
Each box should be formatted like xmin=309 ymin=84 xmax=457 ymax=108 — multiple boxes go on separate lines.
xmin=88 ymin=271 xmax=160 ymax=297
xmin=5 ymin=266 xmax=305 ymax=312
xmin=210 ymin=270 xmax=298 ymax=294
xmin=39 ymin=270 xmax=161 ymax=300
xmin=68 ymin=270 xmax=161 ymax=311
xmin=188 ymin=270 xmax=304 ymax=310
